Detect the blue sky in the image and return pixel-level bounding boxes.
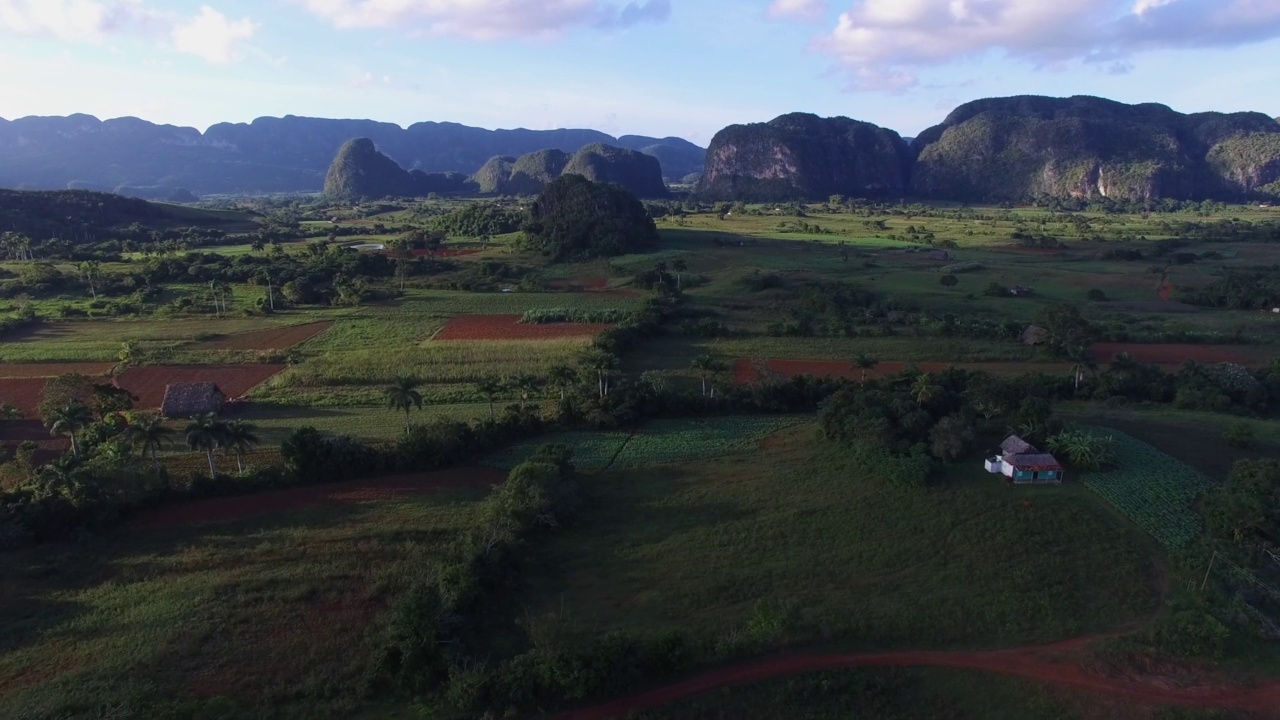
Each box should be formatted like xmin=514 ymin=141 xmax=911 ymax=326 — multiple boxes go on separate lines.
xmin=1 ymin=0 xmax=1279 ymax=145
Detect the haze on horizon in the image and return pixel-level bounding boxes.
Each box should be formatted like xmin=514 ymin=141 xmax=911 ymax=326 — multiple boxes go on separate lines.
xmin=1 ymin=0 xmax=1279 ymax=144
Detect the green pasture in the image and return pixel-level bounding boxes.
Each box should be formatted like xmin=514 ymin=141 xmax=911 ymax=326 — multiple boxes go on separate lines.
xmin=518 ymin=424 xmax=1160 ymax=649
xmin=236 ymin=401 xmax=556 ymax=443
xmin=0 ymin=485 xmax=487 ymax=718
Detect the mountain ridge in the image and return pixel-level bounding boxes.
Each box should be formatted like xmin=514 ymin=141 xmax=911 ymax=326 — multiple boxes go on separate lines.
xmin=0 ymin=113 xmax=704 ymax=196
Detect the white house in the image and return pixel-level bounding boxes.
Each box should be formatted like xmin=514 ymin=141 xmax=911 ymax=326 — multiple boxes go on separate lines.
xmin=984 ymin=435 xmax=1064 ymax=485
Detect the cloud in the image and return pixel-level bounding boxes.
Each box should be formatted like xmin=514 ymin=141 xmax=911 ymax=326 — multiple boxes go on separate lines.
xmin=293 ymin=0 xmax=671 ymax=39
xmin=171 ymin=5 xmax=256 ymax=64
xmin=0 ymin=0 xmax=256 ymax=64
xmin=815 ymin=0 xmax=1280 ymax=90
xmin=767 ymin=0 xmax=828 ymax=21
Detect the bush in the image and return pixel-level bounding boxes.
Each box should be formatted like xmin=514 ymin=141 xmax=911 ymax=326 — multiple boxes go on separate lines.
xmin=939 ymin=274 xmax=959 ymax=287
xmin=1087 ymin=288 xmax=1109 ymax=301
xmin=1222 ymin=422 xmax=1255 ymax=449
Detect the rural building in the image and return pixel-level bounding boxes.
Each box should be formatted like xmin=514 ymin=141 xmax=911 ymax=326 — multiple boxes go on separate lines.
xmin=1010 ymin=285 xmax=1036 ymax=297
xmin=161 ymin=383 xmax=226 ymax=418
xmin=984 ymin=435 xmax=1064 ymax=484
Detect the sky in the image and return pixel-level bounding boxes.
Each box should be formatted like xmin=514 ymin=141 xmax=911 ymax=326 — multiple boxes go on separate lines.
xmin=1 ymin=0 xmax=1279 ymax=145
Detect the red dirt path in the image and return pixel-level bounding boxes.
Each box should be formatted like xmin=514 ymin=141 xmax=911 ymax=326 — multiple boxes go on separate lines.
xmin=114 ymin=364 xmax=286 ymax=409
xmin=435 ymin=315 xmax=614 ymax=341
xmin=559 ymin=639 xmax=1280 ymax=719
xmin=131 ymin=466 xmax=506 ymax=529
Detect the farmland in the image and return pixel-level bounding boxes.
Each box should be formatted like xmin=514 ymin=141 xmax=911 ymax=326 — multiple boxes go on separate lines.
xmin=1078 ymin=431 xmax=1212 ymax=548
xmin=2 ymin=195 xmax=1280 ymax=718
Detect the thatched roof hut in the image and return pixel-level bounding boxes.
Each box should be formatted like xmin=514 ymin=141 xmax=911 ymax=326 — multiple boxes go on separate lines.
xmin=161 ymin=383 xmax=225 ymax=418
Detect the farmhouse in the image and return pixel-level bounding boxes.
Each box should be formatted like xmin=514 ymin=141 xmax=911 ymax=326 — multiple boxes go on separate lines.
xmin=161 ymin=382 xmax=226 ymax=418
xmin=984 ymin=435 xmax=1064 ymax=485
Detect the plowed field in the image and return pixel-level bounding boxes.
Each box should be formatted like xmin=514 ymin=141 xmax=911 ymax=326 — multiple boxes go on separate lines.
xmin=1090 ymin=343 xmax=1273 ymax=366
xmin=0 ymin=378 xmax=56 ymax=416
xmin=434 ymin=314 xmax=614 ymax=341
xmin=115 ymin=364 xmax=286 ymax=409
xmin=0 ymin=363 xmax=115 ymax=378
xmin=132 ymin=466 xmax=505 ymax=529
xmin=733 ymin=359 xmax=1070 ymax=385
xmin=203 ymin=322 xmax=333 ymax=351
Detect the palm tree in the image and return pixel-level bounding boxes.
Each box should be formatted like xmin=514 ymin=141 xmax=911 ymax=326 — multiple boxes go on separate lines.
xmin=579 ymin=347 xmax=619 ymax=398
xmin=512 ymin=375 xmax=541 ymax=409
xmin=222 ymin=420 xmax=260 ymax=473
xmin=854 ymin=353 xmax=879 ymax=383
xmin=671 ymin=258 xmax=688 ymax=289
xmin=385 ymin=377 xmax=423 ymax=435
xmin=546 ymin=365 xmax=578 ymax=400
xmin=185 ymin=413 xmax=227 ymax=479
xmin=126 ymin=413 xmax=174 ymax=473
xmin=691 ymin=354 xmax=729 ymax=398
xmin=911 ymin=373 xmax=942 ymax=406
xmin=476 ymin=377 xmax=505 ymax=420
xmin=46 ymin=400 xmax=93 ymax=458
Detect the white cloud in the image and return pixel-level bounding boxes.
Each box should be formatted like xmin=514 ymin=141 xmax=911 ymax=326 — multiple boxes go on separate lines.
xmin=815 ymin=0 xmax=1280 ymax=90
xmin=767 ymin=0 xmax=827 ymax=21
xmin=171 ymin=5 xmax=256 ymax=64
xmin=0 ymin=0 xmax=152 ymax=42
xmin=0 ymin=0 xmax=257 ymax=64
xmin=292 ymin=0 xmax=671 ymax=40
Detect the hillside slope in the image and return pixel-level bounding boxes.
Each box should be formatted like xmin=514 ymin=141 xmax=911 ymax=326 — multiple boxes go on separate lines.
xmin=470 ymin=144 xmax=667 ymax=198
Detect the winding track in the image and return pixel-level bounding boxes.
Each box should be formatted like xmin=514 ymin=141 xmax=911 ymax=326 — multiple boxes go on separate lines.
xmin=557 ymin=636 xmax=1280 ymax=719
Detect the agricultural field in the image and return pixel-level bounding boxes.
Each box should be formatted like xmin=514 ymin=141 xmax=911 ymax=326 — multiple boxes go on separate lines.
xmin=1077 ymin=431 xmax=1213 ymax=548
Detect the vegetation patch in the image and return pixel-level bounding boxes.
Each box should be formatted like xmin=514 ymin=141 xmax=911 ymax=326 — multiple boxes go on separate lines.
xmin=201 ymin=321 xmax=333 ymax=351
xmin=1079 ymin=430 xmax=1211 ymax=548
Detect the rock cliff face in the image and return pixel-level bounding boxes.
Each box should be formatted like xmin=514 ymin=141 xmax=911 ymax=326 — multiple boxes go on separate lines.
xmin=0 ymin=114 xmax=703 ymax=194
xmin=324 ymin=138 xmax=476 ymax=200
xmin=696 ymin=113 xmax=912 ymax=201
xmin=470 ymin=144 xmax=666 ymax=198
xmin=910 ymin=96 xmax=1280 ymax=201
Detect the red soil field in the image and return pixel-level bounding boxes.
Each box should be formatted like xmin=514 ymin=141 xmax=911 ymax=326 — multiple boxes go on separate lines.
xmin=203 ymin=322 xmax=333 ymax=351
xmin=559 ymin=638 xmax=1280 ymax=719
xmin=548 ymin=276 xmax=611 ymax=291
xmin=1091 ymin=343 xmax=1273 ymax=366
xmin=0 ymin=378 xmax=57 ymax=417
xmin=0 ymin=362 xmax=115 ymax=378
xmin=733 ymin=359 xmax=1071 ymax=385
xmin=435 ymin=314 xmax=614 ymax=341
xmin=131 ymin=466 xmax=506 ymax=529
xmin=114 ymin=364 xmax=286 ymax=409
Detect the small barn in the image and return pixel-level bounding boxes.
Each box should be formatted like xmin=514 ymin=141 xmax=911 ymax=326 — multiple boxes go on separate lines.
xmin=984 ymin=435 xmax=1064 ymax=485
xmin=161 ymin=383 xmax=226 ymax=418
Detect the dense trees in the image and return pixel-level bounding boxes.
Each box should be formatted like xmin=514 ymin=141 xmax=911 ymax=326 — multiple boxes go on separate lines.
xmin=521 ymin=175 xmax=658 ymax=261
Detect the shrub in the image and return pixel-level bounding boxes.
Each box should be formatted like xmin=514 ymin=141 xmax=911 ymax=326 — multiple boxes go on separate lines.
xmin=1222 ymin=422 xmax=1255 ymax=449
xmin=1087 ymin=288 xmax=1109 ymax=301
xmin=939 ymin=274 xmax=959 ymax=287
xmin=1045 ymin=429 xmax=1117 ymax=471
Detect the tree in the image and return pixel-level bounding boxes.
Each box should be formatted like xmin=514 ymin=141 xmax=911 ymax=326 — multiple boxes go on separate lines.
xmin=1037 ymin=304 xmax=1096 ymax=361
xmin=911 ymin=373 xmax=942 ymax=407
xmin=92 ymin=383 xmax=136 ymax=418
xmin=546 ymin=365 xmax=579 ymax=400
xmin=691 ymin=354 xmax=729 ymax=398
xmin=511 ymin=375 xmax=541 ymax=409
xmin=38 ymin=373 xmax=96 ymax=425
xmin=390 ymin=237 xmax=414 ymax=290
xmin=185 ymin=413 xmax=227 ymax=479
xmin=855 ymin=354 xmax=879 ymax=383
xmin=940 ymin=274 xmax=959 ymax=287
xmin=476 ymin=377 xmax=505 ymax=421
xmin=385 ymin=377 xmax=424 ymax=435
xmin=671 ymin=258 xmax=688 ymax=289
xmin=929 ymin=413 xmax=976 ymax=463
xmin=78 ymin=260 xmax=100 ymax=299
xmin=46 ymin=400 xmax=93 ymax=458
xmin=579 ymin=347 xmax=619 ymax=398
xmin=222 ymin=420 xmax=260 ymax=473
xmin=126 ymin=413 xmax=174 ymax=473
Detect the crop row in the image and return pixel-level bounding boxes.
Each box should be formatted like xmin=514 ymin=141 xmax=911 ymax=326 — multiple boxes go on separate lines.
xmin=1080 ymin=430 xmax=1211 ymax=548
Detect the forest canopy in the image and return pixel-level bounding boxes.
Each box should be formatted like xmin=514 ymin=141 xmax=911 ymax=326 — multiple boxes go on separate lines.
xmin=521 ymin=175 xmax=658 ymax=261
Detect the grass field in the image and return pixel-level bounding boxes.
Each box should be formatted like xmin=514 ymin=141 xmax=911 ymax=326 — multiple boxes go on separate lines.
xmin=0 ymin=481 xmax=489 ymax=718
xmin=519 ymin=423 xmax=1160 ymax=650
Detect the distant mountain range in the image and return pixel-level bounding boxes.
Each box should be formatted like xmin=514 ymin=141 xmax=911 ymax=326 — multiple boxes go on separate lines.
xmin=700 ymin=96 xmax=1280 ymax=202
xmin=0 ymin=114 xmax=705 ymax=197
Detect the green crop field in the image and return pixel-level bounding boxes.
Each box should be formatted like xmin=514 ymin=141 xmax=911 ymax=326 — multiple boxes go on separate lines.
xmin=518 ymin=424 xmax=1160 ymax=649
xmin=1079 ymin=430 xmax=1213 ymax=548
